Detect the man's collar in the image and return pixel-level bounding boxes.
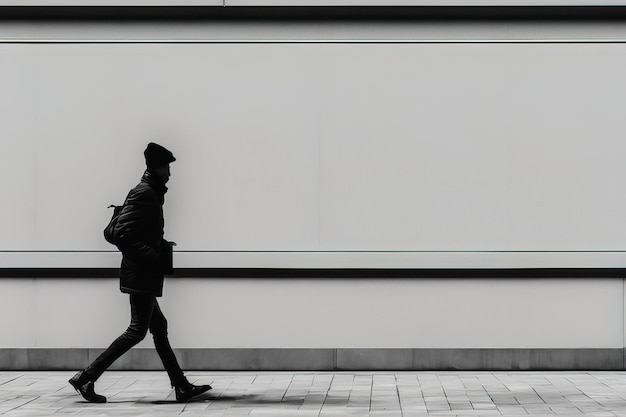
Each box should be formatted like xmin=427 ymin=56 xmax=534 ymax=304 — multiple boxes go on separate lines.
xmin=142 ymin=170 xmax=168 ymax=194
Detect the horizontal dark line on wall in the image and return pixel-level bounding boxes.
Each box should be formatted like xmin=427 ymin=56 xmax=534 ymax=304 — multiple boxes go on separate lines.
xmin=2 ymin=6 xmax=626 ymax=21
xmin=0 ymin=267 xmax=625 ymax=279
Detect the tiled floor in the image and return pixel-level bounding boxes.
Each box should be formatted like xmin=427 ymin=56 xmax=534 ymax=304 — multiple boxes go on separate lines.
xmin=2 ymin=371 xmax=626 ymax=416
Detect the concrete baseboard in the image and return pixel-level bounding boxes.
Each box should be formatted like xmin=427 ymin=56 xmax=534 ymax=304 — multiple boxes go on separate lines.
xmin=0 ymin=348 xmax=623 ymax=371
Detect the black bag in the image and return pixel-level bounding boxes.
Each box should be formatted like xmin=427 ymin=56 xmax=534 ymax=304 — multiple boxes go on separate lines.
xmin=161 ymin=240 xmax=176 ymax=276
xmin=104 ymin=204 xmax=123 ymax=245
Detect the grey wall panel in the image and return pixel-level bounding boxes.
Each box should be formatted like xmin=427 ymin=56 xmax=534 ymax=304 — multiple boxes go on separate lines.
xmin=1 ymin=278 xmax=621 ymax=349
xmin=4 ymin=22 xmax=626 ymax=42
xmin=1 ymin=42 xmax=626 ymax=269
xmin=0 ymin=348 xmax=622 ymax=371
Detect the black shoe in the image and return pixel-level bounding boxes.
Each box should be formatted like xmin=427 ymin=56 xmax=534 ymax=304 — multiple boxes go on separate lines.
xmin=69 ymin=370 xmax=107 ymax=403
xmin=175 ymin=382 xmax=212 ymax=402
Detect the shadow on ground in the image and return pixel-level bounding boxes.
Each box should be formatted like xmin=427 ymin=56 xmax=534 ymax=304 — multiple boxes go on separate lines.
xmin=147 ymin=393 xmax=313 ymax=405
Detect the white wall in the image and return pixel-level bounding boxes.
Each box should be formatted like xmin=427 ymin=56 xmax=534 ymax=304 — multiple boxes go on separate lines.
xmin=1 ymin=22 xmax=625 ymax=352
xmin=2 ymin=41 xmax=626 ymax=268
xmin=0 ymin=278 xmax=622 ymax=349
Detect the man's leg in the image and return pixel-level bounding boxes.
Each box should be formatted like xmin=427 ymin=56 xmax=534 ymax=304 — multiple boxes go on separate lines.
xmin=149 ymin=300 xmax=212 ymax=402
xmin=149 ymin=300 xmax=186 ymax=387
xmin=69 ymin=294 xmax=155 ymax=402
xmin=86 ymin=294 xmax=155 ymax=379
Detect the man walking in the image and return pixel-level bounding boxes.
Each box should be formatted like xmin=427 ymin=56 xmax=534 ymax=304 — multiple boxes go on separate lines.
xmin=69 ymin=143 xmax=211 ymax=403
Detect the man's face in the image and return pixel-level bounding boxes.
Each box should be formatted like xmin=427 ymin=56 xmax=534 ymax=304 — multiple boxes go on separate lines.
xmin=155 ymin=164 xmax=171 ymax=183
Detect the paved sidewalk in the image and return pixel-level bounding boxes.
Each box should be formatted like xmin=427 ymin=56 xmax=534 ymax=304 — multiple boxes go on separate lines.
xmin=2 ymin=371 xmax=626 ymax=416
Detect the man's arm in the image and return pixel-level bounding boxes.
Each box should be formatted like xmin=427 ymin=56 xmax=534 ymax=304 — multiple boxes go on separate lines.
xmin=114 ymin=187 xmax=159 ymax=263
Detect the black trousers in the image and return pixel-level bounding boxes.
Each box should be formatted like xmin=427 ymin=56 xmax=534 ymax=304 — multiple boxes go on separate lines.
xmin=86 ymin=293 xmax=186 ymax=387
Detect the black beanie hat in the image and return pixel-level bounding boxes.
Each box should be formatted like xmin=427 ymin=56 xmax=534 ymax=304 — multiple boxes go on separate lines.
xmin=144 ymin=142 xmax=176 ymax=169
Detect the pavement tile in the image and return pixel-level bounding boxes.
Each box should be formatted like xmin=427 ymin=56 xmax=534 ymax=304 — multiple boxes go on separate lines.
xmin=3 ymin=371 xmax=626 ymax=416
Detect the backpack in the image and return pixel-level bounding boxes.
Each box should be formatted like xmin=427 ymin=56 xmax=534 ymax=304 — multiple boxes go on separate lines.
xmin=104 ymin=204 xmax=123 ymax=245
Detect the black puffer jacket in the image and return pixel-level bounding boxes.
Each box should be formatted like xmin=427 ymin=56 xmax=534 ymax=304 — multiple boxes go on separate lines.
xmin=114 ymin=170 xmax=169 ymax=297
